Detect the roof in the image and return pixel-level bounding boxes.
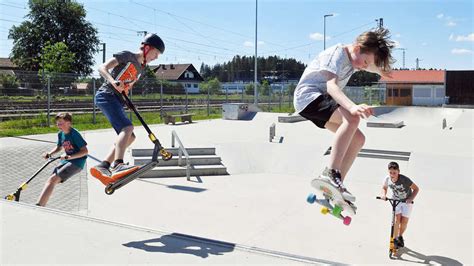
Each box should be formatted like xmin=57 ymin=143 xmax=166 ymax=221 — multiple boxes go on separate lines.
xmin=0 ymin=58 xmax=17 ymax=69
xmin=151 ymin=64 xmax=203 ymax=81
xmin=379 ymin=70 xmax=445 ymax=84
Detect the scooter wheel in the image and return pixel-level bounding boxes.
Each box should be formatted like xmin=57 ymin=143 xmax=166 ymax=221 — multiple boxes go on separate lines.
xmin=105 ymin=184 xmax=115 ymax=195
xmin=321 ymin=207 xmax=330 ymax=215
xmin=306 ymin=193 xmax=316 ymax=204
xmin=5 ymin=194 xmax=15 ymax=201
xmin=343 ymin=216 xmax=351 ymax=225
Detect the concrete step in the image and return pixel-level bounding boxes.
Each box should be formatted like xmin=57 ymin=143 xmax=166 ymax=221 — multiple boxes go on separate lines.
xmin=141 ymin=165 xmax=228 ymax=178
xmin=132 ymin=147 xmax=216 ymax=157
xmin=134 ymin=155 xmax=222 ymax=166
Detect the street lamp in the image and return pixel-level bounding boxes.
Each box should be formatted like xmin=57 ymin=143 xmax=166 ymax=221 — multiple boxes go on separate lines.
xmin=323 ymin=14 xmax=334 ymax=50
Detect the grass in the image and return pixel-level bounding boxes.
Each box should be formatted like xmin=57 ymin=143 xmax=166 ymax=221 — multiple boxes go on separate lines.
xmin=0 ymin=109 xmax=220 ymax=137
xmin=0 ymin=105 xmax=294 ymax=138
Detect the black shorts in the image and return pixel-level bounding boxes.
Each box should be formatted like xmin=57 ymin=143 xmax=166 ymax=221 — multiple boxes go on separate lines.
xmin=299 ymin=93 xmax=340 ymax=128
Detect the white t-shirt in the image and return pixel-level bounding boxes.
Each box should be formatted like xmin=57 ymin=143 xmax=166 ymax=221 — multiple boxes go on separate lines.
xmin=293 ymin=44 xmax=355 ymax=113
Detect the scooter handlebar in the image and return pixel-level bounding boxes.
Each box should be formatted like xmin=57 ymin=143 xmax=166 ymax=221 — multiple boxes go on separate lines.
xmin=376 ymin=196 xmax=413 ymax=204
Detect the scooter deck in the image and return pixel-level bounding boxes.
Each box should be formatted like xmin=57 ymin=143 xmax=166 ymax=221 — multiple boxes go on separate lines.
xmin=105 ymin=161 xmax=158 ymax=194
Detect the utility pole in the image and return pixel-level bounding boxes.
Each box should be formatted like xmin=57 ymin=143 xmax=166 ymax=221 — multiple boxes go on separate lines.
xmin=99 ymin=43 xmax=106 ymax=63
xmin=323 ymin=14 xmax=334 ymax=50
xmin=395 ymin=48 xmax=407 ymax=69
xmin=376 ymin=18 xmax=383 ymax=29
xmin=254 ymin=0 xmax=258 ymax=104
xmin=416 ymin=58 xmax=422 ymax=70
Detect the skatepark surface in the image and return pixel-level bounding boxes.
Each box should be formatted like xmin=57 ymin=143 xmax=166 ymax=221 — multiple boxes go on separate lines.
xmin=1 ymin=106 xmax=472 ymax=265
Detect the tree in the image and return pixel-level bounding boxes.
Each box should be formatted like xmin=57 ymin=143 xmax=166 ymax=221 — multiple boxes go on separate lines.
xmin=347 ymin=71 xmax=380 ymax=86
xmin=199 ymin=78 xmax=221 ymax=94
xmin=0 ymin=74 xmax=19 ymax=89
xmin=259 ymin=80 xmax=271 ymax=96
xmin=8 ymin=0 xmax=99 ymax=76
xmin=39 ymin=42 xmax=76 ymax=91
xmin=245 ymin=83 xmax=254 ymax=95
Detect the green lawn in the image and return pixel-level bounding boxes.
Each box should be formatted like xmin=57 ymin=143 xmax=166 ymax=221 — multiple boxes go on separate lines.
xmin=0 ymin=105 xmax=295 ymax=138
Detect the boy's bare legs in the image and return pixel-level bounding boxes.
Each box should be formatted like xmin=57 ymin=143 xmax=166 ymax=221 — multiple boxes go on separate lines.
xmin=399 ymin=216 xmax=409 ymax=236
xmin=37 ymin=175 xmax=62 ymax=206
xmin=103 ymin=126 xmax=136 ymax=163
xmin=325 ymin=122 xmax=365 ymax=180
xmin=393 ymin=214 xmax=401 ymax=240
xmin=325 ymin=107 xmax=365 ymax=180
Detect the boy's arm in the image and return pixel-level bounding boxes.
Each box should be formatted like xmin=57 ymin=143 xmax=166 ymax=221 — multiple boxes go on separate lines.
xmin=380 ymin=185 xmax=388 ymax=200
xmin=325 ymin=71 xmax=374 ymax=118
xmin=98 ymin=57 xmax=125 ymax=93
xmin=406 ymin=183 xmax=419 ymax=204
xmin=63 ymin=146 xmax=88 ymax=160
xmin=43 ymin=145 xmax=62 ymax=159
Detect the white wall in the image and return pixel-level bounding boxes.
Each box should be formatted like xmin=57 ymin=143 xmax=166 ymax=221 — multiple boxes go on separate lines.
xmin=412 ymin=85 xmax=445 ymax=106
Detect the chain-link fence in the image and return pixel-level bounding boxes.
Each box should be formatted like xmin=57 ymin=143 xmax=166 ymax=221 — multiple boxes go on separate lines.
xmin=0 ymin=71 xmax=386 ymax=126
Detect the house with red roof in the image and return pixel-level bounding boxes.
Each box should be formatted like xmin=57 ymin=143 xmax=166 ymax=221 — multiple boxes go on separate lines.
xmin=151 ymin=64 xmax=204 ymax=94
xmin=379 ymin=70 xmax=446 ymax=106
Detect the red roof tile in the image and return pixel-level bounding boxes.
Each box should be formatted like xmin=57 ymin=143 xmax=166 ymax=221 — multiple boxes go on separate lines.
xmin=379 ymin=70 xmax=445 ymax=84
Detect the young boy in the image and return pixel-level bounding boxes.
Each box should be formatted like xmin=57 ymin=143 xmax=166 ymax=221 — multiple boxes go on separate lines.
xmin=37 ymin=112 xmax=88 ymax=206
xmin=90 ymin=33 xmax=165 ymax=185
xmin=380 ymin=162 xmax=419 ymax=248
xmin=294 ymin=28 xmax=395 ymax=202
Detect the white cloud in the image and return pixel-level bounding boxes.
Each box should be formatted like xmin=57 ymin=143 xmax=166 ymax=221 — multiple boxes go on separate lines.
xmin=446 ymin=21 xmax=457 ymax=27
xmin=449 ymin=34 xmax=455 ymax=40
xmin=258 ymin=41 xmax=265 ymax=46
xmin=395 ymin=33 xmax=401 ymax=38
xmin=455 ymin=33 xmax=474 ymax=42
xmin=451 ymin=48 xmax=472 ymax=54
xmin=243 ymin=41 xmax=253 ymax=47
xmin=309 ymin=32 xmax=330 ymax=41
xmin=436 ymin=13 xmax=444 ymax=19
xmin=421 ymin=42 xmax=428 ymax=46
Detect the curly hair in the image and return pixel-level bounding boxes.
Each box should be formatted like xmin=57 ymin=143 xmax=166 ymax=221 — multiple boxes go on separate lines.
xmin=356 ymin=28 xmax=396 ymax=72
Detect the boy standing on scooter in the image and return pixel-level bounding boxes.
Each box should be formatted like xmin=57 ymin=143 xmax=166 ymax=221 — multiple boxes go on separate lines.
xmin=90 ymin=33 xmax=165 ymax=185
xmin=380 ymin=162 xmax=419 ymax=248
xmin=37 ymin=112 xmax=88 ymax=206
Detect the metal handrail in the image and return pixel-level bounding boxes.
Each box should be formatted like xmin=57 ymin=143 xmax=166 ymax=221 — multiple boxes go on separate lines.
xmin=171 ymin=130 xmax=191 ymax=180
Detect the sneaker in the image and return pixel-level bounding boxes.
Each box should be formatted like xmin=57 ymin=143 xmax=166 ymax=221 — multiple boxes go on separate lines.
xmin=397 ymin=236 xmax=405 ymax=248
xmin=393 ymin=237 xmax=400 ymax=248
xmin=90 ymin=165 xmax=113 ymax=185
xmin=320 ymin=167 xmax=356 ymax=202
xmin=110 ymin=163 xmax=140 ymax=181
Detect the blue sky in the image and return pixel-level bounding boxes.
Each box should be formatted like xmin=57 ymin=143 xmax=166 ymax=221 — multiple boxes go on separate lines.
xmin=0 ymin=0 xmax=473 ymax=75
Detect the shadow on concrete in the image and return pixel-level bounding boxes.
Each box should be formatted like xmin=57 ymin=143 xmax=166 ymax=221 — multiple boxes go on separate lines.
xmin=123 ymin=233 xmax=235 ymax=258
xmin=137 ymin=179 xmax=207 ymax=193
xmin=394 ymin=247 xmax=462 ymax=265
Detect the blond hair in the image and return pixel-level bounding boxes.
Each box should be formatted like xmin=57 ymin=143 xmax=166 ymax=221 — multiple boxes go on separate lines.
xmin=356 ymin=28 xmax=396 ymax=72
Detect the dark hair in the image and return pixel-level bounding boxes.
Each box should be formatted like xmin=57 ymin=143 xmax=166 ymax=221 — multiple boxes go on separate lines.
xmin=355 ymin=28 xmax=396 ymax=72
xmin=55 ymin=112 xmax=72 ymax=122
xmin=388 ymin=161 xmax=399 ymax=170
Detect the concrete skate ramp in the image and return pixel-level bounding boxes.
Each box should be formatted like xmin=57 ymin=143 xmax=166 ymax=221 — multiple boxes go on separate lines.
xmin=0 ymin=200 xmax=339 ymax=265
xmin=371 ymin=106 xmax=465 ymax=128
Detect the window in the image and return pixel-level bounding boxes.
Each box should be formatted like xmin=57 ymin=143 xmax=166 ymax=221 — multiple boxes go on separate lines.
xmin=435 ymin=87 xmax=445 ymax=97
xmin=393 ymin=89 xmax=399 ymax=97
xmin=400 ymin=89 xmax=411 ymax=97
xmin=194 ymin=84 xmax=198 ymax=88
xmin=388 ymin=89 xmax=393 ymax=97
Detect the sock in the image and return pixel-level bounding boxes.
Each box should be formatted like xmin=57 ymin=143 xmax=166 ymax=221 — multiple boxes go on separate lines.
xmin=112 ymin=159 xmax=124 ymax=168
xmin=99 ymin=161 xmax=111 ymax=169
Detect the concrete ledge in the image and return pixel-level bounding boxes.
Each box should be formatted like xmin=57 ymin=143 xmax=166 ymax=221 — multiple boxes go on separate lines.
xmin=278 ymin=114 xmax=306 ymax=123
xmin=367 ymin=120 xmax=405 ymax=128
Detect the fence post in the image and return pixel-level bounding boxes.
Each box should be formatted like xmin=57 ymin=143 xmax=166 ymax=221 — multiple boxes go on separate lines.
xmin=160 ymin=79 xmax=163 ymax=119
xmin=47 ymin=76 xmax=51 ymax=127
xmin=92 ymin=79 xmax=96 ymax=124
xmin=185 ymin=86 xmax=188 ymax=113
xmin=207 ymin=87 xmax=210 ymax=116
xmin=241 ymin=87 xmax=244 ymax=103
xmin=225 ymin=87 xmax=228 ymax=103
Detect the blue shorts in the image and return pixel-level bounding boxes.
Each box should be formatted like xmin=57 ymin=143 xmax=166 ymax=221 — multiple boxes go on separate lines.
xmin=95 ymin=90 xmax=132 ymax=134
